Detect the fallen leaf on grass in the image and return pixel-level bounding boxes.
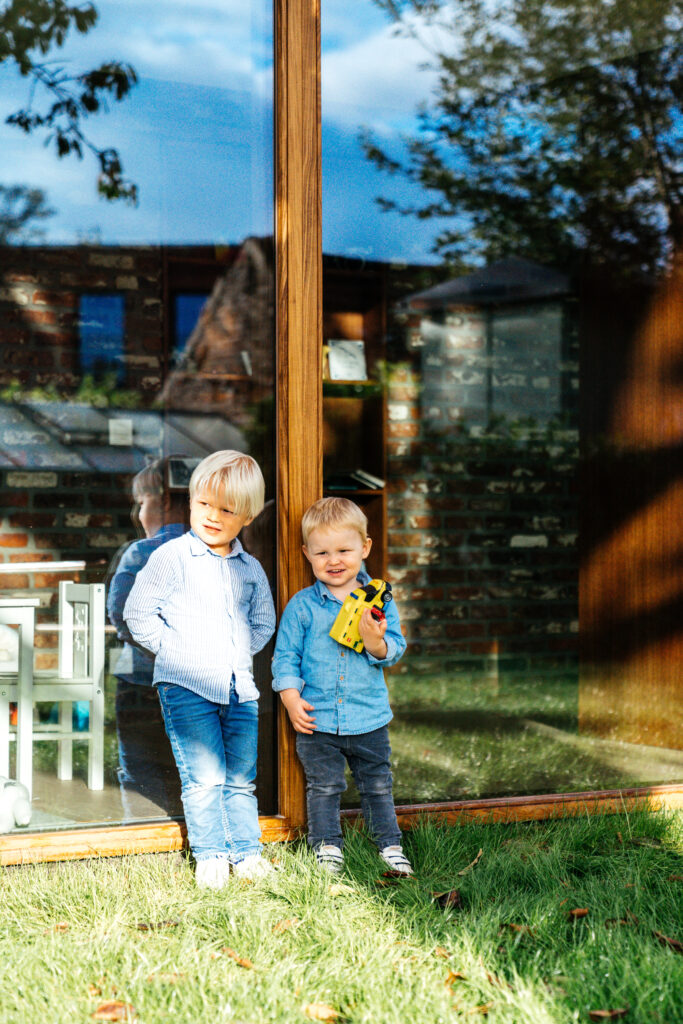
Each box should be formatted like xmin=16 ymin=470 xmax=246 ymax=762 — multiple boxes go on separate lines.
xmin=444 ymin=970 xmax=467 ymax=988
xmin=432 ymin=888 xmax=463 ymax=909
xmin=433 ymin=946 xmax=452 ymax=959
xmin=328 ymin=883 xmax=355 ymax=896
xmin=145 ymin=972 xmax=184 ymax=984
xmin=467 ymin=1002 xmax=494 ymax=1015
xmin=374 ymin=878 xmax=399 ymax=888
xmin=588 ymin=1009 xmax=629 ymax=1021
xmin=652 ymin=930 xmax=683 ymax=953
xmin=568 ymin=908 xmax=589 ymax=919
xmin=221 ymin=947 xmax=254 ymax=968
xmin=92 ymin=1002 xmax=136 ymax=1021
xmin=382 ymin=869 xmax=417 ymax=880
xmin=136 ymin=919 xmax=179 ymax=932
xmin=668 ymin=874 xmax=683 ymax=882
xmin=273 ymin=918 xmax=300 ymax=934
xmin=605 ymin=919 xmax=632 ymax=929
xmin=303 ymin=1003 xmax=339 ymax=1020
xmin=485 ymin=970 xmax=512 ymax=990
xmin=499 ymin=923 xmax=536 ymax=938
xmin=458 ymin=848 xmax=484 ymax=876
xmin=55 ymin=921 xmax=69 ymax=932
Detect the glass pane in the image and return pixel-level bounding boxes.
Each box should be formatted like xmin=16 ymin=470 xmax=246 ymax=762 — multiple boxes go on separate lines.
xmin=0 ymin=0 xmax=276 ymax=832
xmin=321 ymin=0 xmax=683 ymax=805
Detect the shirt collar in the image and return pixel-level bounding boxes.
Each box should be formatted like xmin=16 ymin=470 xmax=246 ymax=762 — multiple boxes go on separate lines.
xmin=188 ymin=529 xmax=245 ymax=559
xmin=314 ymin=568 xmax=370 ymax=604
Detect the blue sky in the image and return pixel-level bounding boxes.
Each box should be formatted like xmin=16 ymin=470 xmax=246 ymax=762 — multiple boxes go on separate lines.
xmin=0 ymin=0 xmax=450 ymax=263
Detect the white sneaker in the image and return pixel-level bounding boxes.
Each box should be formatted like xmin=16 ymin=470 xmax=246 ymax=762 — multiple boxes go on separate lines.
xmin=379 ymin=845 xmax=413 ymax=875
xmin=232 ymin=853 xmax=273 ymax=881
xmin=315 ymin=844 xmax=344 ymax=873
xmin=195 ymin=858 xmax=230 ymax=889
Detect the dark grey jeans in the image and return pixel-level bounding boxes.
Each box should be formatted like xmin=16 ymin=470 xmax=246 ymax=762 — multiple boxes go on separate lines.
xmin=296 ymin=726 xmax=402 ymax=851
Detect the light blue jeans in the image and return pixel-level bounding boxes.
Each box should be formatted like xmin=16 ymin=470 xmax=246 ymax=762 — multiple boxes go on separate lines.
xmin=157 ymin=681 xmax=261 ymax=863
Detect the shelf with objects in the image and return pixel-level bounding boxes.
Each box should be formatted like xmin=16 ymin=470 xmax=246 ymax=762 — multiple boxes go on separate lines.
xmin=322 ymin=260 xmax=388 ymax=580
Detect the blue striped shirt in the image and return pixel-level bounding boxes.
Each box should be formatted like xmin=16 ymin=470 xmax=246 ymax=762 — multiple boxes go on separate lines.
xmin=123 ymin=530 xmax=276 ymax=704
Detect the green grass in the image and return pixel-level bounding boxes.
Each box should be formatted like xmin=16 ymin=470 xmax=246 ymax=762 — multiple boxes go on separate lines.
xmin=1 ymin=807 xmax=682 ymax=1023
xmin=382 ymin=675 xmax=683 ymax=804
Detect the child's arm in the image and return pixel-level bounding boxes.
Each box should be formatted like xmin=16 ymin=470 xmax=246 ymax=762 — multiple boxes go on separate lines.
xmin=248 ymin=561 xmax=277 ymax=654
xmin=358 ymin=595 xmax=406 ymax=667
xmin=271 ymin=599 xmax=316 ymax=733
xmin=123 ymin=546 xmax=177 ymax=655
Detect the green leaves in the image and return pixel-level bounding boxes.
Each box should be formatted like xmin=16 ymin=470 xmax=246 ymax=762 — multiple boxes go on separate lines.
xmin=1 ymin=2 xmax=138 ymax=203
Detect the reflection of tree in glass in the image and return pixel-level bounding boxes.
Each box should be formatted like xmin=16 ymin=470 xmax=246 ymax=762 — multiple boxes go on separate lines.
xmin=1 ymin=0 xmax=138 ymax=203
xmin=365 ymin=0 xmax=682 ymax=276
xmin=0 ymin=184 xmax=54 ymax=242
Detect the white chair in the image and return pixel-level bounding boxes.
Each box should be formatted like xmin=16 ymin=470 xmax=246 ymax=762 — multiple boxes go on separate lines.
xmin=0 ymin=598 xmax=40 ymax=796
xmin=32 ymin=582 xmax=106 ymax=791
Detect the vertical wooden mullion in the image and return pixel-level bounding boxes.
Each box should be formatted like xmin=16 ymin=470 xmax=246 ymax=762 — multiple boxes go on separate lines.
xmin=275 ymin=0 xmax=322 ymax=826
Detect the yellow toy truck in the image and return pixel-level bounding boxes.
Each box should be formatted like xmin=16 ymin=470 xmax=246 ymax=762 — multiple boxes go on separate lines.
xmin=329 ymin=579 xmax=393 ymax=653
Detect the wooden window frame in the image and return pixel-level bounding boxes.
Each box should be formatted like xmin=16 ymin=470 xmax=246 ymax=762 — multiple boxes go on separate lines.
xmin=1 ymin=0 xmax=681 ymax=866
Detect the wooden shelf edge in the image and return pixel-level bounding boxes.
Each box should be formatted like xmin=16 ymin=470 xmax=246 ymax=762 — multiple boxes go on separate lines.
xmin=342 ymin=784 xmax=683 ymax=828
xmin=0 ymin=815 xmax=301 ymax=867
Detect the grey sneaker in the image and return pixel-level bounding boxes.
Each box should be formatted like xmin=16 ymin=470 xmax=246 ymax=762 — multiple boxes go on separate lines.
xmin=379 ymin=845 xmax=413 ymax=875
xmin=316 ymin=844 xmax=344 ymax=873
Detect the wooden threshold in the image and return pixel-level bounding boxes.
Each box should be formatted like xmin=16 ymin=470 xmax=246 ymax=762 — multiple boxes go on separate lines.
xmin=342 ymin=783 xmax=683 ymax=829
xmin=0 ymin=815 xmax=299 ymax=867
xmin=3 ymin=785 xmax=681 ymax=866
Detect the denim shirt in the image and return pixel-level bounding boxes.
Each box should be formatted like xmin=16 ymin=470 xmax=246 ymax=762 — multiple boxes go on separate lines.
xmin=124 ymin=530 xmax=276 ymax=704
xmin=271 ymin=572 xmax=406 ymax=735
xmin=107 ymin=522 xmax=185 ymax=687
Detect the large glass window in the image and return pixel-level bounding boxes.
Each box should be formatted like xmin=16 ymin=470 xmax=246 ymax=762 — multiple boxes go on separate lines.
xmin=0 ymin=0 xmax=276 ymax=832
xmin=321 ymin=0 xmax=683 ymax=805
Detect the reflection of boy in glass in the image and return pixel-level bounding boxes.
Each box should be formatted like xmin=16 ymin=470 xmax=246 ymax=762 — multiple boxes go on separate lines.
xmin=107 ymin=459 xmax=187 ymax=818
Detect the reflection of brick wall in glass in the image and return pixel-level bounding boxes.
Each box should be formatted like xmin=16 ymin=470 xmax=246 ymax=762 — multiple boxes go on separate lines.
xmin=0 ymin=237 xmax=275 ymax=663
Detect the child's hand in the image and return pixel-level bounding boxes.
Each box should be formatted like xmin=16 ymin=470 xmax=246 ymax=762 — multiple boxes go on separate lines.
xmin=358 ymin=608 xmax=388 ymax=659
xmin=279 ymin=688 xmax=316 ymax=734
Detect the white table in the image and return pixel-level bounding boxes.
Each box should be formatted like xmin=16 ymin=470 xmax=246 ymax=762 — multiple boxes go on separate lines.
xmin=0 ymin=597 xmax=40 ymax=798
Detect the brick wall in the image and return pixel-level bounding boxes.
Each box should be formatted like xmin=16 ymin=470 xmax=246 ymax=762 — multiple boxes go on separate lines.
xmin=385 ymin=299 xmax=580 ymax=682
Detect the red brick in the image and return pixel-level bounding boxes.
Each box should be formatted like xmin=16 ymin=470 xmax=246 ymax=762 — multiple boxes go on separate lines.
xmin=9 ymin=513 xmax=58 ymax=528
xmin=0 ymin=492 xmax=29 ymax=509
xmin=35 ymin=630 xmax=58 ymax=648
xmin=0 ymin=533 xmax=28 ymax=547
xmin=35 ymin=653 xmax=58 ymax=670
xmin=0 ymin=574 xmax=29 ymax=588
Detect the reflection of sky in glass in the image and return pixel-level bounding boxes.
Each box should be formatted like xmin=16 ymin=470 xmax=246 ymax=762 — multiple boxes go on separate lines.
xmin=0 ymin=0 xmax=448 ymax=260
xmin=173 ymin=293 xmax=210 ymax=352
xmin=0 ymin=0 xmax=273 ymax=246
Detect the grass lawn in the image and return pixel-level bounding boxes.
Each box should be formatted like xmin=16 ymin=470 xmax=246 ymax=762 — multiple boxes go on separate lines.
xmin=1 ymin=807 xmax=681 ymax=1023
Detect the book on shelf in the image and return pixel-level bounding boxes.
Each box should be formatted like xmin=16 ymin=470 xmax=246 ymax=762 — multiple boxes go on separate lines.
xmin=324 ymin=467 xmax=385 ymax=491
xmin=351 ymin=467 xmax=385 ymax=489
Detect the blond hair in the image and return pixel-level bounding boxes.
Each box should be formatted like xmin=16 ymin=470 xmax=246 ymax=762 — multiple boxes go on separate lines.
xmin=132 ymin=460 xmax=163 ymax=500
xmin=301 ymin=497 xmax=368 ymax=546
xmin=189 ymin=450 xmax=265 ymax=520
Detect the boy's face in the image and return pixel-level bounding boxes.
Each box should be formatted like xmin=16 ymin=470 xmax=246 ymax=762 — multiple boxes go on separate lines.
xmin=303 ymin=525 xmax=371 ymax=598
xmin=190 ymin=488 xmax=252 ymax=557
xmin=135 ymin=491 xmax=163 ymax=539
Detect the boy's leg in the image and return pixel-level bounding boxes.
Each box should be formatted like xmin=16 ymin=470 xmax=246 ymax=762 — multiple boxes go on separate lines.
xmin=217 ymin=685 xmax=261 ymax=863
xmin=157 ymin=683 xmax=231 ymax=863
xmin=345 ymin=726 xmax=403 ymax=851
xmin=295 ymin=731 xmax=347 ymax=849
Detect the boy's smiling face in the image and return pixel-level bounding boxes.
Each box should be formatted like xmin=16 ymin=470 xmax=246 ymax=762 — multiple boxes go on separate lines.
xmin=190 ymin=488 xmax=252 ymax=556
xmin=303 ymin=525 xmax=371 ymax=598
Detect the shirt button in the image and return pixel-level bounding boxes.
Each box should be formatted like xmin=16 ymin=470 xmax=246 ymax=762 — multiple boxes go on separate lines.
xmin=338 ymin=698 xmax=342 ymax=703
xmin=340 ymin=676 xmax=344 ymax=680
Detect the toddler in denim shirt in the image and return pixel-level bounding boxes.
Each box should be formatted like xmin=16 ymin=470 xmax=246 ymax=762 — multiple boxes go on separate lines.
xmin=272 ymin=497 xmax=412 ymax=875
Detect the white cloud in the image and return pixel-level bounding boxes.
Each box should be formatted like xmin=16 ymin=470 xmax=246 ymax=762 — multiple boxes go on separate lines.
xmin=321 ymin=13 xmax=448 ymax=133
